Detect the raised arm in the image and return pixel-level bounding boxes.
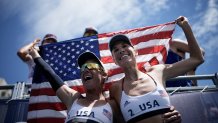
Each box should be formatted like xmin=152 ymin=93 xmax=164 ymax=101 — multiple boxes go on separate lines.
xmin=17 ymin=39 xmax=40 ymax=62
xmin=163 ymin=16 xmax=204 ymax=80
xmin=29 ymin=47 xmax=79 ymax=109
xmin=171 ymin=39 xmax=205 ymax=58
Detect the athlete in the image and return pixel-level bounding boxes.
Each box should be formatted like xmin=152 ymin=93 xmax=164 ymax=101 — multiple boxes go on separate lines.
xmin=29 ymin=48 xmax=124 ymax=123
xmin=109 ymin=16 xmax=204 ymax=123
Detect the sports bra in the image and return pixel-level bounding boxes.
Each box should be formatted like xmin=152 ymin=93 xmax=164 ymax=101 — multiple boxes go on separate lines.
xmin=120 ymin=74 xmax=171 ymax=123
xmin=65 ymin=99 xmax=113 ymax=123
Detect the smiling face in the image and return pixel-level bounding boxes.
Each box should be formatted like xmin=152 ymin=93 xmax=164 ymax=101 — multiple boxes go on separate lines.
xmin=111 ymin=41 xmax=137 ymax=67
xmin=80 ymin=59 xmax=107 ymax=90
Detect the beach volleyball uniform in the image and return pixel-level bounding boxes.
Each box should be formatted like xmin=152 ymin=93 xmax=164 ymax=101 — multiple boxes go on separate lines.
xmin=32 ymin=55 xmax=112 ymax=123
xmin=166 ymin=50 xmax=192 ymax=87
xmin=65 ymin=99 xmax=113 ymax=123
xmin=120 ymin=74 xmax=171 ymax=123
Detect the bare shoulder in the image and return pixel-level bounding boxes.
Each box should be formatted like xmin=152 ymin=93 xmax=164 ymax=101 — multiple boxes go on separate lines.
xmin=109 ymin=80 xmax=122 ymax=100
xmin=110 ymin=80 xmax=122 ymax=92
xmin=148 ymin=64 xmax=166 ymax=72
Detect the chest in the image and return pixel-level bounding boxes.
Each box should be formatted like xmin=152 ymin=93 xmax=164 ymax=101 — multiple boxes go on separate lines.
xmin=125 ymin=79 xmax=156 ymax=96
xmin=66 ymin=102 xmax=113 ymax=123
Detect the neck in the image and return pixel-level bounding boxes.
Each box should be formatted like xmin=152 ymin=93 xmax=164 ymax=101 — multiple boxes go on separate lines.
xmin=85 ymin=89 xmax=105 ymax=101
xmin=123 ymin=64 xmax=144 ymax=82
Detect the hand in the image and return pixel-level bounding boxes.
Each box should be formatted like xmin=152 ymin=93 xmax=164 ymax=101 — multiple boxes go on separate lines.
xmin=175 ymin=16 xmax=189 ymax=28
xmin=32 ymin=39 xmax=41 ymax=46
xmin=29 ymin=43 xmax=41 ymax=59
xmin=162 ymin=106 xmax=182 ymax=123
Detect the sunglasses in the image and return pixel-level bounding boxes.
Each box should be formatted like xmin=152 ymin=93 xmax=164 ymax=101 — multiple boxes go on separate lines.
xmin=81 ymin=63 xmax=101 ymax=72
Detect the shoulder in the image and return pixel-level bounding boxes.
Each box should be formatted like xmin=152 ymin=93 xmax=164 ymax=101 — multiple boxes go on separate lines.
xmin=109 ymin=80 xmax=122 ymax=94
xmin=147 ymin=64 xmax=167 ymax=81
xmin=147 ymin=64 xmax=166 ymax=72
xmin=109 ymin=80 xmax=122 ymax=100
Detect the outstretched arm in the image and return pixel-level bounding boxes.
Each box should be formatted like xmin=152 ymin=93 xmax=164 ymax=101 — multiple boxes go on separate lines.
xmin=164 ymin=16 xmax=204 ymax=80
xmin=29 ymin=47 xmax=79 ymax=109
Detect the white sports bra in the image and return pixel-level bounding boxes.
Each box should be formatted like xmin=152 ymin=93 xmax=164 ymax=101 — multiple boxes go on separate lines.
xmin=65 ymin=99 xmax=113 ymax=123
xmin=120 ymin=74 xmax=171 ymax=123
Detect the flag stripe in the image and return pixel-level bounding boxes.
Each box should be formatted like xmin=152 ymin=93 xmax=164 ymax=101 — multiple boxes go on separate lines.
xmin=28 ymin=109 xmax=67 ymax=119
xmin=28 ymin=22 xmax=176 ymax=123
xmin=99 ymin=31 xmax=173 ymax=51
xmin=27 ymin=118 xmax=65 ymax=123
xmin=28 ymin=102 xmax=67 ymax=111
xmin=97 ymin=22 xmax=175 ymax=40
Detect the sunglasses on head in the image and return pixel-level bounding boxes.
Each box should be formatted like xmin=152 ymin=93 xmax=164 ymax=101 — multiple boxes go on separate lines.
xmin=81 ymin=63 xmax=101 ymax=72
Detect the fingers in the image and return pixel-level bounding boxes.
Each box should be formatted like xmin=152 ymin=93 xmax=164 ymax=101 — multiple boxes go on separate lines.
xmin=163 ymin=110 xmax=179 ymax=118
xmin=28 ymin=46 xmax=40 ymax=58
xmin=175 ymin=16 xmax=188 ymax=27
xmin=33 ymin=39 xmax=41 ymax=43
xmin=162 ymin=106 xmax=177 ymax=118
xmin=170 ymin=105 xmax=175 ymax=111
xmin=162 ymin=107 xmax=182 ymax=123
xmin=32 ymin=39 xmax=41 ymax=46
xmin=163 ymin=113 xmax=182 ymax=123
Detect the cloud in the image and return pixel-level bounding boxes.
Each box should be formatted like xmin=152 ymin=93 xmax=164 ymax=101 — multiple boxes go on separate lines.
xmin=203 ymin=35 xmax=218 ymax=57
xmin=192 ymin=0 xmax=218 ymax=58
xmin=193 ymin=0 xmax=218 ymax=37
xmin=140 ymin=0 xmax=169 ymax=15
xmin=16 ymin=0 xmax=169 ymax=42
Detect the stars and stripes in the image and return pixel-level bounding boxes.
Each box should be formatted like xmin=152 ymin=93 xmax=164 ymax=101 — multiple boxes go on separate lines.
xmin=27 ymin=21 xmax=176 ymax=123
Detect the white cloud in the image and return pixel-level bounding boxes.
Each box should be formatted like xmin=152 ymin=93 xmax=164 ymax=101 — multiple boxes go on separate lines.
xmin=192 ymin=0 xmax=218 ymax=60
xmin=15 ymin=0 xmax=169 ymax=42
xmin=202 ymin=35 xmax=218 ymax=57
xmin=193 ymin=0 xmax=218 ymax=37
xmin=141 ymin=0 xmax=169 ymax=15
xmin=195 ymin=0 xmax=203 ymax=11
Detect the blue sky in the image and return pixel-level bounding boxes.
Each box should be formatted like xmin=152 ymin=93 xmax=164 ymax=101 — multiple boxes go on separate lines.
xmin=0 ymin=0 xmax=217 ymax=86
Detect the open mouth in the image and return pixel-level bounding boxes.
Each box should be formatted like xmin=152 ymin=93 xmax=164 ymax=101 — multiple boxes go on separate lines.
xmin=120 ymin=54 xmax=129 ymax=60
xmin=83 ymin=74 xmax=93 ymax=81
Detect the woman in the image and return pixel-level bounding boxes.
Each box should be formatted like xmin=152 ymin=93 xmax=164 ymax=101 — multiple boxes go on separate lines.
xmin=29 ymin=46 xmax=123 ymax=123
xmin=108 ymin=16 xmax=204 ymax=123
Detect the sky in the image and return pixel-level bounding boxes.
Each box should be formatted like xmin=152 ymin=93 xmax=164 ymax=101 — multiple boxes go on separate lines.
xmin=0 ymin=0 xmax=217 ymax=86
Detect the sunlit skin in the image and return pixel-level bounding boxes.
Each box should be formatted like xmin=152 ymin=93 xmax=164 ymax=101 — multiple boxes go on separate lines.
xmin=80 ymin=60 xmax=106 ymax=95
xmin=17 ymin=38 xmax=57 ymax=62
xmin=28 ymin=48 xmax=125 ymax=122
xmin=111 ymin=41 xmax=163 ymax=123
xmin=109 ymin=16 xmax=204 ymax=123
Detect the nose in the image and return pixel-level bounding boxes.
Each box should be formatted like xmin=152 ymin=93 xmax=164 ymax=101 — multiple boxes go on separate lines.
xmin=119 ymin=49 xmax=125 ymax=54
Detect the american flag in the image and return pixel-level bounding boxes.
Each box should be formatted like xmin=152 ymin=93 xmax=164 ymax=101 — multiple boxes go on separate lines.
xmin=27 ymin=22 xmax=176 ymax=123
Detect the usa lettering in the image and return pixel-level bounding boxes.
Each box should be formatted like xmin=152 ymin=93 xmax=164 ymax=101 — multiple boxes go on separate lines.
xmin=76 ymin=110 xmax=95 ymax=118
xmin=128 ymin=100 xmax=160 ymax=116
